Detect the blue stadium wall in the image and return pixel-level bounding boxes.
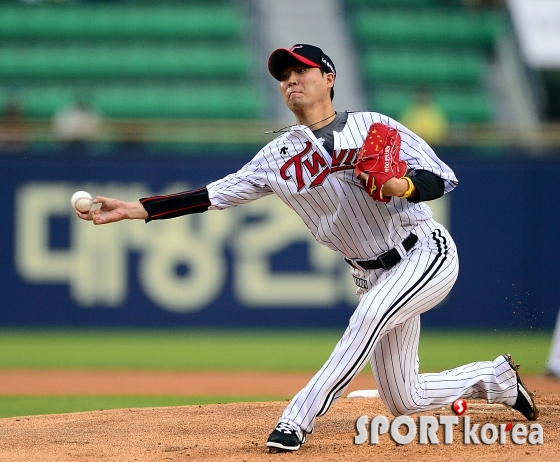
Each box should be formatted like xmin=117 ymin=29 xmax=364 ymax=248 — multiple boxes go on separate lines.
xmin=1 ymin=148 xmax=559 ymax=330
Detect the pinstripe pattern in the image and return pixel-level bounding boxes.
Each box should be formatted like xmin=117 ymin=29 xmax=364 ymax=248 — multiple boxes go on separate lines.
xmin=207 ymin=111 xmax=458 ymax=260
xmin=314 ymin=230 xmax=454 ymax=416
xmin=278 ymin=229 xmax=516 ymax=434
xmin=372 ymin=326 xmax=517 ymax=416
xmin=205 ymin=111 xmax=517 ymax=439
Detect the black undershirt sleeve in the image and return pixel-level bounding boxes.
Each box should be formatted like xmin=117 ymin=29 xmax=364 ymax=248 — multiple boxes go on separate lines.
xmin=408 ymin=170 xmax=445 ymax=203
xmin=140 ymin=187 xmax=211 ymax=222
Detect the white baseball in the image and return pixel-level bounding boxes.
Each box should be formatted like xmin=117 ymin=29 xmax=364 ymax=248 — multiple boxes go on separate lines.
xmin=71 ymin=190 xmax=93 ymax=213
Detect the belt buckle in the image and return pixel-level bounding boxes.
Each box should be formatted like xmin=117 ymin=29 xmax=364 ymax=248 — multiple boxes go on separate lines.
xmin=377 ymin=249 xmax=401 ymax=271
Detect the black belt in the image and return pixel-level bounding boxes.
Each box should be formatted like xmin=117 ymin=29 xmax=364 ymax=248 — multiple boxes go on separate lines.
xmin=350 ymin=233 xmax=418 ymax=271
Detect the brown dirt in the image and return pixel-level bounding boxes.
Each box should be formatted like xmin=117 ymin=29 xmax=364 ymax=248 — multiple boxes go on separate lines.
xmin=0 ymin=371 xmax=559 ymax=397
xmin=0 ymin=371 xmax=559 ymax=461
xmin=0 ymin=370 xmax=378 ymax=397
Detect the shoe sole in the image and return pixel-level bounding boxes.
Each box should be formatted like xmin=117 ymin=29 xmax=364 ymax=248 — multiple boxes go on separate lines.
xmin=503 ymin=354 xmax=540 ymax=420
xmin=266 ymin=442 xmax=300 ymax=453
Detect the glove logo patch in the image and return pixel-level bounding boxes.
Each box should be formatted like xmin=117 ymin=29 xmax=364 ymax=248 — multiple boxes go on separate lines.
xmin=383 ymin=146 xmax=391 ymax=173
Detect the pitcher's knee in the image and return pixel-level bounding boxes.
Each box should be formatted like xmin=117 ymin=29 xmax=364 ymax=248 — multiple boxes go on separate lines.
xmin=378 ymin=391 xmax=425 ymax=417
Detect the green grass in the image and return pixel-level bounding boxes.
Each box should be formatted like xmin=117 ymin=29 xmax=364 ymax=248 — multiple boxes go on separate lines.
xmin=417 ymin=329 xmax=551 ymax=373
xmin=0 ymin=328 xmax=552 ymax=373
xmin=0 ymin=329 xmax=345 ymax=371
xmin=0 ymin=328 xmax=553 ymax=418
xmin=0 ymin=396 xmax=284 ymax=419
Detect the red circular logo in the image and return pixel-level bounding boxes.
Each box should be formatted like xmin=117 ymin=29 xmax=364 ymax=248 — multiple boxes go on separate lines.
xmin=452 ymin=399 xmax=467 ymax=416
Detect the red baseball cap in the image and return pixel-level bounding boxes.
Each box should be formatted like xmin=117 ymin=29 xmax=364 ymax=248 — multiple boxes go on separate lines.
xmin=268 ymin=44 xmax=336 ymax=81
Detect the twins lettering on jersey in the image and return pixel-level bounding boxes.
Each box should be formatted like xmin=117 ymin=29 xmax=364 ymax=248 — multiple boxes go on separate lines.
xmin=280 ymin=141 xmax=358 ymax=191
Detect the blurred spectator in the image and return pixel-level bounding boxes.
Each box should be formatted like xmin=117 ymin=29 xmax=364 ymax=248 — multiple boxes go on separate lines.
xmin=399 ymin=87 xmax=449 ymax=145
xmin=0 ymin=99 xmax=29 ymax=153
xmin=52 ymin=100 xmax=101 ymax=152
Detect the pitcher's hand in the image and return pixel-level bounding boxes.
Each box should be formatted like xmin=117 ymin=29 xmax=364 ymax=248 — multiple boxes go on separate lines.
xmin=75 ymin=196 xmax=148 ymax=225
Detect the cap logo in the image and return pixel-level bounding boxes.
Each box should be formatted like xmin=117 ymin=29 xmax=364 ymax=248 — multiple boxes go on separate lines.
xmin=322 ymin=57 xmax=335 ymax=74
xmin=290 ymin=45 xmax=303 ymax=52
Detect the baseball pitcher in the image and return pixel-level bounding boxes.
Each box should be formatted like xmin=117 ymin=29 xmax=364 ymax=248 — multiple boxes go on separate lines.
xmin=76 ymin=44 xmax=539 ymax=453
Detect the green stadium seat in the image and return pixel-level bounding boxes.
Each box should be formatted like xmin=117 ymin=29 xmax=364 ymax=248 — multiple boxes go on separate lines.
xmin=0 ymin=87 xmax=76 ymax=118
xmin=346 ymin=0 xmax=508 ymax=123
xmin=0 ymin=1 xmax=263 ymax=120
xmin=370 ymin=87 xmax=492 ymax=123
xmin=346 ymin=0 xmax=438 ymax=6
xmin=0 ymin=86 xmax=265 ymax=120
xmin=0 ymin=46 xmax=253 ymax=79
xmin=95 ymin=87 xmax=264 ymax=119
xmin=352 ymin=10 xmax=505 ymax=47
xmin=362 ymin=50 xmax=487 ymax=85
xmin=0 ymin=5 xmax=246 ymax=40
xmin=436 ymin=92 xmax=493 ymax=123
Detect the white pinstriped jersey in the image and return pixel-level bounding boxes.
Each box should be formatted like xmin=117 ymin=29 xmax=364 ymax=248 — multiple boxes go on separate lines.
xmin=207 ymin=111 xmax=458 ymax=260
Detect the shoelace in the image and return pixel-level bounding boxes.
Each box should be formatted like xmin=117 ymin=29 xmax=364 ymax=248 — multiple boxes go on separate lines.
xmin=276 ymin=422 xmax=296 ymax=434
xmin=276 ymin=421 xmax=306 ymax=444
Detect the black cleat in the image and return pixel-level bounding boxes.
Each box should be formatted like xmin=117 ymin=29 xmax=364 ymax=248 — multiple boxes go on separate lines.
xmin=503 ymin=354 xmax=539 ymax=421
xmin=266 ymin=423 xmax=306 ymax=453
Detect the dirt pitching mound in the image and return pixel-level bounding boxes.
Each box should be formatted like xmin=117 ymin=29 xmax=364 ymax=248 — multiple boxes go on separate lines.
xmin=1 ymin=395 xmax=559 ymax=461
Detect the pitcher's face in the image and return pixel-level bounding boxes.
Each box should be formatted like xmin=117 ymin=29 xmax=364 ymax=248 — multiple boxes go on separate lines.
xmin=279 ymin=65 xmax=334 ymax=111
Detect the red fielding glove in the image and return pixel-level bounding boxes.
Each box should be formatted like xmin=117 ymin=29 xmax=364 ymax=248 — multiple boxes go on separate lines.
xmin=355 ymin=122 xmax=407 ymax=203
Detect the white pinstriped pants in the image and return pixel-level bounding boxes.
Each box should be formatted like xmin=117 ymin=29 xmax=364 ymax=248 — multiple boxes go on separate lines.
xmin=278 ymin=227 xmax=518 ymax=435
